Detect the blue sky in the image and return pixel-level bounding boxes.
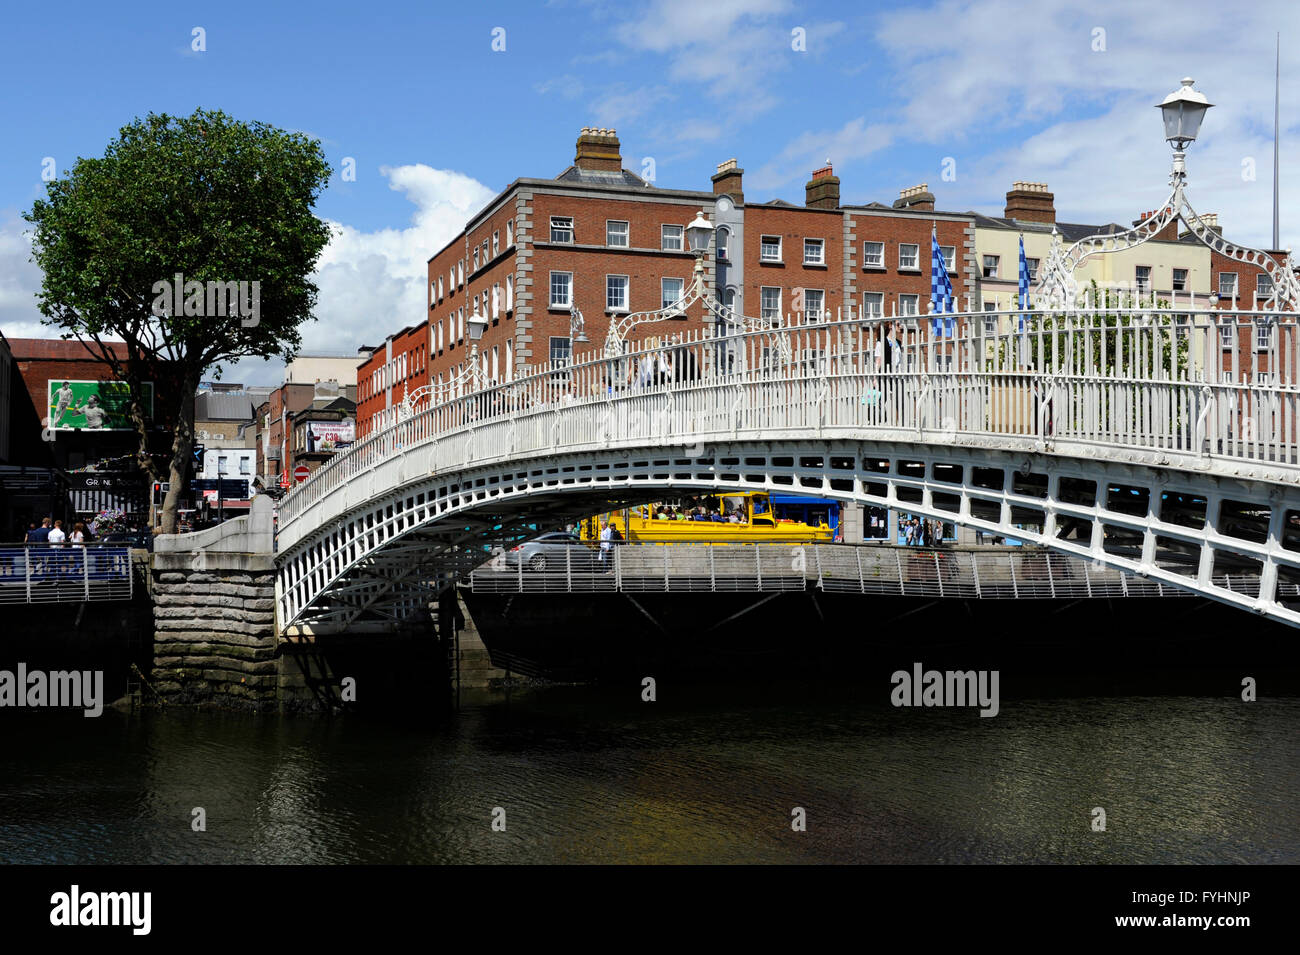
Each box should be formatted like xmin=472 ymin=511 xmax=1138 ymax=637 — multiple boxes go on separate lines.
xmin=3 ymin=0 xmax=1299 ymax=383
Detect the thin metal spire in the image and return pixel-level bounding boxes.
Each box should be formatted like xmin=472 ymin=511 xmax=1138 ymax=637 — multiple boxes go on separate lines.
xmin=1274 ymin=32 xmax=1281 ymax=251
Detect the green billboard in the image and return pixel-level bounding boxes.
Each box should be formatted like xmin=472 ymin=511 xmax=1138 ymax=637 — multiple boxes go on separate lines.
xmin=47 ymin=379 xmax=155 ymax=431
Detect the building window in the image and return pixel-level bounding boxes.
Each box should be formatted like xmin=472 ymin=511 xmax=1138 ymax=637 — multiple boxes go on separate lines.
xmin=506 ymin=220 xmax=514 ymax=246
xmin=1220 ymin=319 xmax=1236 ymax=349
xmin=1172 ymin=268 xmax=1188 ymax=292
xmin=1025 ymin=258 xmax=1039 ymax=282
xmin=863 ymin=241 xmax=884 ymax=268
xmin=661 ymin=277 xmax=685 ymax=310
xmin=803 ymin=289 xmax=825 ymax=321
xmin=472 ymin=293 xmax=479 ymax=315
xmin=437 ymin=323 xmax=444 ymax=351
xmin=458 ymin=262 xmax=464 ymax=286
xmin=472 ymin=248 xmax=479 ymax=271
xmin=492 ymin=284 xmax=501 ymax=318
xmin=606 ymin=220 xmax=629 ymax=248
xmin=550 ymin=216 xmax=574 ymax=244
xmin=1135 ymin=266 xmax=1151 ymax=293
xmin=899 ymin=244 xmax=920 ymax=270
xmin=899 ymin=294 xmax=919 ymax=316
xmin=1257 ymin=273 xmax=1275 ymax=299
xmin=549 ymin=271 xmax=572 ymax=308
xmin=482 ymin=240 xmax=489 ymax=263
xmin=982 ymin=255 xmax=999 ymax=279
xmin=982 ymin=308 xmax=998 ymax=336
xmin=492 ymin=231 xmax=499 ymax=257
xmin=804 ymin=239 xmax=825 ymax=266
xmin=715 ymin=227 xmax=729 ymax=260
xmin=760 ymin=286 xmax=781 ymax=321
xmin=549 ymin=336 xmax=571 ymax=366
xmin=607 ymin=274 xmax=629 ymax=311
xmin=941 ymin=245 xmax=956 ymax=271
xmin=661 ymin=224 xmax=683 ymax=251
xmin=761 ymin=235 xmax=782 ymax=262
xmin=1219 ymin=272 xmax=1237 ymax=298
xmin=1256 ymin=321 xmax=1274 ymax=351
xmin=861 ymin=292 xmax=883 ymax=318
xmin=505 ymin=275 xmax=513 ymax=311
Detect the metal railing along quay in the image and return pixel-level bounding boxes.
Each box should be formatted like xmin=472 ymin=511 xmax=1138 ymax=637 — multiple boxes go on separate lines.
xmin=468 ymin=542 xmax=1286 ymax=602
xmin=0 ymin=543 xmax=134 ymax=605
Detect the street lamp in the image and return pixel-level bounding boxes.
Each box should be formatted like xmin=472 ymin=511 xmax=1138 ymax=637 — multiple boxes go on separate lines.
xmin=466 ymin=310 xmax=488 ymax=389
xmin=1157 ymin=77 xmax=1212 ymax=179
xmin=686 ymin=209 xmax=713 ymax=254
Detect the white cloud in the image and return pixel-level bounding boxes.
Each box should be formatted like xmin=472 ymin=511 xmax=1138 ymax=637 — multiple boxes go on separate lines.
xmin=220 ymin=164 xmax=494 ymax=383
xmin=2 ymin=168 xmax=494 ymax=386
xmin=0 ymin=212 xmax=46 ymax=340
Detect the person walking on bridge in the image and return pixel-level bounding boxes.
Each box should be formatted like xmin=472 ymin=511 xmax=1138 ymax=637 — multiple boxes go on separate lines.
xmin=599 ymin=521 xmax=613 ymax=569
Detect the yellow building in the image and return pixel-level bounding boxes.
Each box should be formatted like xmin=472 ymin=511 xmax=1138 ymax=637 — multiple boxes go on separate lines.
xmin=973 ymin=182 xmax=1213 ymax=316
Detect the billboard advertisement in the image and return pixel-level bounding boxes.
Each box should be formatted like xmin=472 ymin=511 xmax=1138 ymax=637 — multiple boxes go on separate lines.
xmin=305 ymin=420 xmax=355 ymax=452
xmin=47 ymin=380 xmax=154 ymax=431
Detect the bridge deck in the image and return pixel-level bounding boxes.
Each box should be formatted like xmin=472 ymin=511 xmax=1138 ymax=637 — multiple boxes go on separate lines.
xmin=469 ymin=542 xmax=1281 ymax=601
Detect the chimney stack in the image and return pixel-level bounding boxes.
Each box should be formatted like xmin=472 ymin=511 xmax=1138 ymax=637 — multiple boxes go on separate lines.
xmin=712 ymin=158 xmax=744 ymax=203
xmin=1133 ymin=208 xmax=1179 ymax=241
xmin=574 ymin=127 xmax=622 ymax=173
xmin=893 ymin=183 xmax=935 ymax=212
xmin=1004 ymin=181 xmax=1055 ymax=223
xmin=805 ymin=162 xmax=840 ymax=210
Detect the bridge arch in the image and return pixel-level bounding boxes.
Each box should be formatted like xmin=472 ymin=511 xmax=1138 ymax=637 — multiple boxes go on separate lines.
xmin=275 ymin=310 xmax=1300 ymax=631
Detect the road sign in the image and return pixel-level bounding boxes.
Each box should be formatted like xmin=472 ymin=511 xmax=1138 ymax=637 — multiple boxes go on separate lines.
xmin=190 ymin=479 xmax=250 ymax=498
xmin=294 ymin=465 xmax=310 ymax=483
xmin=192 ymin=443 xmax=205 ymax=467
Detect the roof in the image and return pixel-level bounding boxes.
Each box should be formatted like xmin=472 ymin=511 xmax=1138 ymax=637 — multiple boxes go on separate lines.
xmin=7 ymin=338 xmax=131 ymax=362
xmin=554 ymin=165 xmax=652 ymax=188
xmin=971 ymin=213 xmax=1130 ymax=242
xmin=195 ymin=391 xmax=257 ymax=422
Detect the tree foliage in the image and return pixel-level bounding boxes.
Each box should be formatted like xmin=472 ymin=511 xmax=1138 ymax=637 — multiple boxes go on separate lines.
xmin=25 ymin=108 xmax=333 ymax=531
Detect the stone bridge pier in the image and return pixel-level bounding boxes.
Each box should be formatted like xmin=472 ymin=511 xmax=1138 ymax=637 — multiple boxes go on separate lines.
xmin=152 ymin=497 xmax=449 ymax=713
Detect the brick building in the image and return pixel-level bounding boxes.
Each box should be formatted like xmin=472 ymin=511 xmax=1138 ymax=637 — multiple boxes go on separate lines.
xmin=356 ymin=127 xmax=979 ymax=434
xmin=254 ymin=355 xmax=358 ymax=487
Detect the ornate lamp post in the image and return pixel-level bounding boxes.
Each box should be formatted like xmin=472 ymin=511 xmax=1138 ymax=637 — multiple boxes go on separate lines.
xmin=1035 ymin=78 xmax=1298 ymax=312
xmin=602 ymin=209 xmax=717 ymax=356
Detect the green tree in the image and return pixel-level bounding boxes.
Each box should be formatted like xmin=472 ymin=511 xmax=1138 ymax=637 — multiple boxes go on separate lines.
xmin=25 ymin=109 xmax=332 ymax=532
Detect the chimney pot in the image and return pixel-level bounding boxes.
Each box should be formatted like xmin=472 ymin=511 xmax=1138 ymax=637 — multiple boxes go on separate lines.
xmin=712 ymin=158 xmax=744 ymax=202
xmin=574 ymin=126 xmax=623 ymax=173
xmin=1005 ymin=181 xmax=1056 ymax=223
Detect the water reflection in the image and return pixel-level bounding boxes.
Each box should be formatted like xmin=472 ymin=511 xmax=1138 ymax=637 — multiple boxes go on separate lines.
xmin=0 ymin=686 xmax=1295 ymax=864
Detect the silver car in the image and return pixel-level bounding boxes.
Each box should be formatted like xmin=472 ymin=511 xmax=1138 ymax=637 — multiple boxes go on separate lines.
xmin=503 ymin=531 xmax=599 ymax=572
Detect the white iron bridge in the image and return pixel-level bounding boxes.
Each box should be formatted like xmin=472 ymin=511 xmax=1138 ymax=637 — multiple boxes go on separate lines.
xmin=274 ymin=307 xmax=1300 ymax=632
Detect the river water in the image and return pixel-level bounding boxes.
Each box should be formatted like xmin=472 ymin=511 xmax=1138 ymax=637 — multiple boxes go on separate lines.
xmin=2 ymin=682 xmax=1295 ymax=864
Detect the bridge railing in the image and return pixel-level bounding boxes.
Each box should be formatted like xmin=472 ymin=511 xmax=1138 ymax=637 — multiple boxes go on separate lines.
xmin=468 ymin=541 xmax=1290 ymax=602
xmin=0 ymin=544 xmax=134 ymax=604
xmin=278 ymin=307 xmax=1300 ymax=534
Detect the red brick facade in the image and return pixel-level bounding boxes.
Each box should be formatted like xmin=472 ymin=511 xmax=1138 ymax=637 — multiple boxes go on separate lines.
xmin=353 ymin=131 xmax=979 ymax=436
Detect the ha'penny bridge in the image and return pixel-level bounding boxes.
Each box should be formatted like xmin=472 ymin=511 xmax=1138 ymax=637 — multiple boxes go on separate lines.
xmin=268 ymin=71 xmax=1300 ymax=638
xmin=270 ymin=295 xmax=1300 ymax=632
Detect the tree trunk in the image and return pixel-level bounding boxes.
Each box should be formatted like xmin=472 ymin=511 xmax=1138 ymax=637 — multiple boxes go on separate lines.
xmin=160 ymin=374 xmax=198 ymax=534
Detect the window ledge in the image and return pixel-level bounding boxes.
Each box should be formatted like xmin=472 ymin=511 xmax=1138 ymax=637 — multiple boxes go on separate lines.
xmin=759 ymin=259 xmax=784 ymax=266
xmin=548 ymin=305 xmax=574 ymax=312
xmin=898 ymin=268 xmax=922 ymax=274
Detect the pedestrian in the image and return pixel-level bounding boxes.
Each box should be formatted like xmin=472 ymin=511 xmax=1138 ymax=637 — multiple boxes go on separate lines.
xmin=599 ymin=521 xmax=613 ymax=568
xmin=70 ymin=522 xmax=86 ymax=544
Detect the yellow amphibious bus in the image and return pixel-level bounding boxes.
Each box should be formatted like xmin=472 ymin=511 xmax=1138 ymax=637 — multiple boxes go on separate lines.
xmin=580 ymin=492 xmax=832 ymax=544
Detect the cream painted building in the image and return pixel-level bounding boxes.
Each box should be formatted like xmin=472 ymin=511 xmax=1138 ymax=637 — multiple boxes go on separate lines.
xmin=284 ymin=354 xmax=359 ymax=387
xmin=973 ymin=182 xmax=1213 ymax=316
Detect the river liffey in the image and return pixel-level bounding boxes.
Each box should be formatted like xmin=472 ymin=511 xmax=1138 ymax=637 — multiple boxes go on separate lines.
xmin=2 ymin=681 xmax=1295 ymax=865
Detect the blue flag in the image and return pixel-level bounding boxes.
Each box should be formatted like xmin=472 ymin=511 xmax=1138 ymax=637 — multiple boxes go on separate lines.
xmin=1017 ymin=235 xmax=1030 ymax=331
xmin=930 ymin=231 xmax=954 ymax=337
